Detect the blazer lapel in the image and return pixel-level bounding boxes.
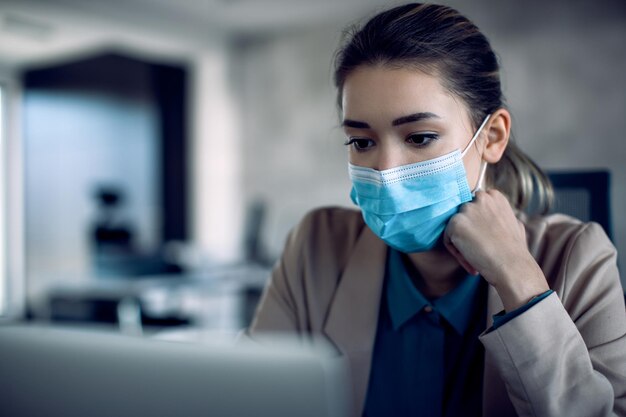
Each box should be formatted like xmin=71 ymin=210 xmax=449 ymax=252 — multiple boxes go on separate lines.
xmin=323 ymin=226 xmax=387 ymax=417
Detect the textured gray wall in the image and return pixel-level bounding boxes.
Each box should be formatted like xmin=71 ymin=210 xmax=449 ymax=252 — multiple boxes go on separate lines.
xmin=231 ymin=0 xmax=626 ymax=285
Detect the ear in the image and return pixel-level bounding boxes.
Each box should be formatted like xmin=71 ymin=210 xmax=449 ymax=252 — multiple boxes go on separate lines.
xmin=481 ymin=108 xmax=510 ymax=163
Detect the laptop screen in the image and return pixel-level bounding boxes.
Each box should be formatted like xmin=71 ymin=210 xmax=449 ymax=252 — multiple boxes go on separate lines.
xmin=0 ymin=324 xmax=350 ymax=417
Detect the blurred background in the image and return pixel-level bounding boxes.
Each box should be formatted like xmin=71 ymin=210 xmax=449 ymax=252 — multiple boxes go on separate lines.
xmin=0 ymin=0 xmax=624 ymax=335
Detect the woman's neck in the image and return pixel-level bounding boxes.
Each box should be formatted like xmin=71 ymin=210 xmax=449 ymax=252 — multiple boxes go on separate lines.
xmin=403 ymin=247 xmax=467 ymax=298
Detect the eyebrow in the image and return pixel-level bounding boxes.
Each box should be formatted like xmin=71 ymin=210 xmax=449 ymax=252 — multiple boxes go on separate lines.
xmin=342 ymin=112 xmax=441 ymax=129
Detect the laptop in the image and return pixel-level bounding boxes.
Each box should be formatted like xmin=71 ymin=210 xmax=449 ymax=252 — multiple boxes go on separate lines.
xmin=0 ymin=324 xmax=350 ymax=417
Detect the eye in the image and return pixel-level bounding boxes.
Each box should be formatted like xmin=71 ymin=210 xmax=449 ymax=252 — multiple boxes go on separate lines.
xmin=406 ymin=132 xmax=438 ymax=147
xmin=344 ymin=137 xmax=375 ymax=151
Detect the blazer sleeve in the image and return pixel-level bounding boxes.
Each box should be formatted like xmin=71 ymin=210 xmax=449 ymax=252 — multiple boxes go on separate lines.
xmin=479 ymin=222 xmax=626 ymax=417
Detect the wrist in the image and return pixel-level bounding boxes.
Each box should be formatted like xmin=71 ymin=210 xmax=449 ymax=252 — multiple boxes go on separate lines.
xmin=492 ymin=256 xmax=550 ymax=312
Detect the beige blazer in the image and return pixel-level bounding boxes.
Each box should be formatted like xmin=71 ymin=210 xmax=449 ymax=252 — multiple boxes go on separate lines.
xmin=247 ymin=207 xmax=626 ymax=417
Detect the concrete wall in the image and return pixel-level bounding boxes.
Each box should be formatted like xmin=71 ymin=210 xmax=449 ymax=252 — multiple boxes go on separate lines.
xmin=232 ymin=30 xmax=351 ymax=258
xmin=231 ymin=0 xmax=626 ymax=285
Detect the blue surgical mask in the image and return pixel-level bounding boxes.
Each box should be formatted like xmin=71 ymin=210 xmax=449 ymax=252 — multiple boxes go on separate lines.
xmin=349 ymin=114 xmax=491 ymax=253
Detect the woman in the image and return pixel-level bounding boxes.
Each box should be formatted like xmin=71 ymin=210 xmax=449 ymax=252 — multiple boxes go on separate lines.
xmin=246 ymin=3 xmax=626 ymax=416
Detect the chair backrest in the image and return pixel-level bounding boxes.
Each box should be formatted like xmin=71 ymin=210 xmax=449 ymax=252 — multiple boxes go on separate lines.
xmin=546 ymin=170 xmax=612 ymax=240
xmin=543 ymin=170 xmax=623 ymax=302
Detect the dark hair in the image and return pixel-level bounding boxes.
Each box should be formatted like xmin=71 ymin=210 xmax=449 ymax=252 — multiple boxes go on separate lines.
xmin=333 ymin=3 xmax=552 ymax=212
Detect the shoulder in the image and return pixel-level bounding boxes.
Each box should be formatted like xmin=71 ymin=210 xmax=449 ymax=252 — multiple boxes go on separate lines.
xmin=522 ymin=212 xmax=615 ymax=260
xmin=286 ymin=206 xmax=366 ymax=262
xmin=521 ymin=212 xmax=620 ymax=305
xmin=289 ymin=206 xmax=365 ymax=245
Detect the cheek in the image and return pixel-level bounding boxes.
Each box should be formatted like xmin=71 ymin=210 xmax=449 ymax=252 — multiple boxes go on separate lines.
xmin=347 ymin=148 xmax=373 ymax=168
xmin=347 ymin=151 xmax=358 ymax=165
xmin=462 ymin=150 xmax=483 ymax=188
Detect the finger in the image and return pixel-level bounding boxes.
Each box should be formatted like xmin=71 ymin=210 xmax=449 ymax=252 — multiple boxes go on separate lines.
xmin=444 ymin=237 xmax=478 ymax=275
xmin=517 ymin=219 xmax=527 ymax=242
xmin=486 ymin=188 xmax=501 ymax=198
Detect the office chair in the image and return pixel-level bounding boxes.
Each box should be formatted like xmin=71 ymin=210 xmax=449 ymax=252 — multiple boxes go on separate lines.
xmin=546 ymin=170 xmax=612 ymax=240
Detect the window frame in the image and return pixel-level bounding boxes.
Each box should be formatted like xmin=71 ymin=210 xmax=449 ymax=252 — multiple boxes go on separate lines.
xmin=0 ymin=74 xmax=25 ymax=320
xmin=0 ymin=82 xmax=6 ymax=316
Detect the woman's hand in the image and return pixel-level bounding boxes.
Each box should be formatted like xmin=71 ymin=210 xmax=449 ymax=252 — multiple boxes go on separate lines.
xmin=443 ymin=189 xmax=550 ymax=311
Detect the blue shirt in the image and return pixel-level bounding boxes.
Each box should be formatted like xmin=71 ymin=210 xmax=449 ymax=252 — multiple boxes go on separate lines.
xmin=364 ymin=248 xmax=552 ymax=417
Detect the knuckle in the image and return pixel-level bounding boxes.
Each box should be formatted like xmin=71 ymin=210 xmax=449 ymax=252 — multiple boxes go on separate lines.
xmin=488 ymin=189 xmax=503 ymax=202
xmin=447 ymin=215 xmax=461 ymax=230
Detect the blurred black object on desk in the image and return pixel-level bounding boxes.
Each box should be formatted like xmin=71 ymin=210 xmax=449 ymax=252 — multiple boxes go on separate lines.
xmin=90 ymin=185 xmax=183 ymax=278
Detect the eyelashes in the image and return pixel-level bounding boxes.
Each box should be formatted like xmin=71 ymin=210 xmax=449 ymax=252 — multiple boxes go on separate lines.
xmin=344 ymin=132 xmax=439 ymax=152
xmin=343 ymin=137 xmax=375 ymax=151
xmin=406 ymin=132 xmax=439 ymax=146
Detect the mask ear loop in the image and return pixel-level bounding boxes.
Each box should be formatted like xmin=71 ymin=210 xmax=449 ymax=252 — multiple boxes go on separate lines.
xmin=472 ymin=160 xmax=488 ymax=194
xmin=460 ymin=114 xmax=491 ymax=195
xmin=461 ymin=114 xmax=491 ymax=158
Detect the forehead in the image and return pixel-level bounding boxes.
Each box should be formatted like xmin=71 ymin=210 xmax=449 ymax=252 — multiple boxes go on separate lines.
xmin=341 ymin=65 xmax=464 ymax=123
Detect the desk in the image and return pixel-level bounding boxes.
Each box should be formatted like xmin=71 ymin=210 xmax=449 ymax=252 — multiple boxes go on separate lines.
xmin=32 ymin=264 xmax=271 ymax=335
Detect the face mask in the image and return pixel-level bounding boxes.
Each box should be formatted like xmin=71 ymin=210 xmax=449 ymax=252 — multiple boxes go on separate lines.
xmin=348 ymin=114 xmax=491 ymax=253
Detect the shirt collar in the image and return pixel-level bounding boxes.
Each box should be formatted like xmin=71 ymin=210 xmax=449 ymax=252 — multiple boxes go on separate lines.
xmin=386 ymin=248 xmax=429 ymax=331
xmin=386 ymin=248 xmax=481 ymax=335
xmin=432 ymin=273 xmax=481 ymax=335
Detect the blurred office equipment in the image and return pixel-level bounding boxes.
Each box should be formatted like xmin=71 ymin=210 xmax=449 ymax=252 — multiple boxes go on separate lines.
xmin=90 ymin=185 xmax=183 ymax=277
xmin=41 ymin=264 xmax=270 ymax=335
xmin=38 ymin=198 xmax=276 ymax=333
xmin=243 ymin=199 xmax=274 ymax=267
xmin=547 ymin=170 xmax=612 ymax=239
xmin=0 ymin=324 xmax=350 ymax=417
xmin=90 ymin=185 xmax=136 ymax=275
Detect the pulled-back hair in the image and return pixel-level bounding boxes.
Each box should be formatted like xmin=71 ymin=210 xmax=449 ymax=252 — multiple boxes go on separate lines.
xmin=333 ymin=3 xmax=553 ymax=212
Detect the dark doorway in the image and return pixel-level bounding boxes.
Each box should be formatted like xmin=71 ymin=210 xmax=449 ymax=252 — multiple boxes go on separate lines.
xmin=22 ymin=52 xmax=188 ymax=280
